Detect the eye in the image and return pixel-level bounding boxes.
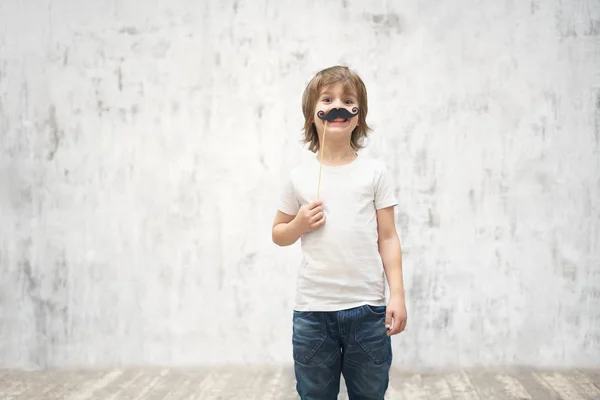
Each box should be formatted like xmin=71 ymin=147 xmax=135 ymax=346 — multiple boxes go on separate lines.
xmin=344 ymin=99 xmax=355 ymax=105
xmin=322 ymin=97 xmax=331 ymax=103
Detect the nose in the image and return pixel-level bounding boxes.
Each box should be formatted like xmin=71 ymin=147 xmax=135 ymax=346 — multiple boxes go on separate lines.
xmin=331 ymin=98 xmax=344 ymax=108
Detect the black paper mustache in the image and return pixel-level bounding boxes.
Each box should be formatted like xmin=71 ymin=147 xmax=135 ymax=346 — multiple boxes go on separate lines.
xmin=317 ymin=107 xmax=359 ymax=121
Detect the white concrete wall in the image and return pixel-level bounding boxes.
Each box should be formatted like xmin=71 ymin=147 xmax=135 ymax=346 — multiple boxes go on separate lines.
xmin=1 ymin=0 xmax=599 ymax=370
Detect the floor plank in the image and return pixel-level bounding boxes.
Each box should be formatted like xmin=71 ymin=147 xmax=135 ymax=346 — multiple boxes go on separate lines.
xmin=493 ymin=372 xmax=533 ymax=399
xmin=14 ymin=370 xmax=65 ymax=400
xmin=397 ymin=373 xmax=434 ymax=400
xmin=504 ymin=371 xmax=561 ymax=400
xmin=444 ymin=371 xmax=481 ymax=400
xmin=562 ymin=370 xmax=600 ymax=400
xmin=1 ymin=367 xmax=599 ymax=399
xmin=420 ymin=373 xmax=454 ymax=400
xmin=41 ymin=371 xmax=105 ymax=399
xmin=0 ymin=370 xmax=27 ymax=398
xmin=66 ymin=370 xmax=125 ymax=400
xmin=468 ymin=371 xmax=515 ymax=400
xmin=579 ymin=369 xmax=600 ymax=388
xmin=536 ymin=371 xmax=598 ymax=400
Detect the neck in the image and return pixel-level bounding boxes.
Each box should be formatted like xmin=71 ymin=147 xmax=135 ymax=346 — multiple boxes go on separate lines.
xmin=317 ymin=140 xmax=357 ymax=166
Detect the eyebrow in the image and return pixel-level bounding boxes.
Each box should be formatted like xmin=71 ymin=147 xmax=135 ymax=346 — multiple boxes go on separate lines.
xmin=319 ymin=90 xmax=358 ymax=99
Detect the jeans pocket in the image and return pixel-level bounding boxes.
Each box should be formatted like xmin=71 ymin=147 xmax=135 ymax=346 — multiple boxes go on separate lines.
xmin=364 ymin=304 xmax=386 ymax=316
xmin=292 ymin=311 xmax=327 ymax=365
xmin=355 ymin=311 xmax=392 ymax=365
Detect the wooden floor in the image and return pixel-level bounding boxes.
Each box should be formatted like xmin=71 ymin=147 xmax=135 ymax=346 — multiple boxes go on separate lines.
xmin=1 ymin=367 xmax=599 ymax=399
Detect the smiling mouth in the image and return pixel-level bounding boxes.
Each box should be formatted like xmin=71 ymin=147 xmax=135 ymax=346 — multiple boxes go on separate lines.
xmin=329 ymin=118 xmax=348 ymax=123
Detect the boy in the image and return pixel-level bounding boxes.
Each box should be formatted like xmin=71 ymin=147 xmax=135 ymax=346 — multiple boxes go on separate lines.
xmin=272 ymin=66 xmax=407 ymax=399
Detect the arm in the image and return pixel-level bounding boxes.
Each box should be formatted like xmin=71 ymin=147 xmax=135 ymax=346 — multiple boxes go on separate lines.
xmin=376 ymin=206 xmax=407 ymax=335
xmin=272 ymin=211 xmax=304 ymax=246
xmin=272 ymin=201 xmax=325 ymax=246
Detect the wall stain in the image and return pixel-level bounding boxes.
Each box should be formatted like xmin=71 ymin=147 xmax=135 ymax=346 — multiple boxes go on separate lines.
xmin=21 ymin=258 xmax=47 ymax=367
xmin=535 ymin=172 xmax=550 ymax=193
xmin=47 ymin=105 xmax=62 ymax=161
xmin=396 ymin=212 xmax=409 ymax=236
xmin=19 ymin=242 xmax=70 ymax=368
xmin=556 ymin=5 xmax=600 ymax=38
xmin=366 ymin=12 xmax=403 ymax=35
xmin=533 ymin=117 xmax=547 ymax=140
xmin=544 ymin=91 xmax=558 ymax=121
xmin=22 ymin=259 xmax=38 ymax=292
xmin=119 ymin=26 xmax=140 ymax=35
xmin=555 ymin=8 xmax=578 ymax=38
xmin=468 ymin=189 xmax=477 ymax=212
xmin=551 ymin=237 xmax=578 ymax=282
xmin=240 ymin=252 xmax=256 ymax=267
xmin=291 ymin=51 xmax=306 ymax=61
xmin=419 ymin=179 xmax=436 ymax=195
xmin=92 ymin=78 xmax=110 ymax=116
xmin=153 ymin=41 xmax=170 ymax=58
xmin=433 ymin=308 xmax=450 ymax=329
xmin=117 ymin=66 xmax=123 ymax=92
xmin=118 ymin=108 xmax=127 ymax=121
xmin=594 ymin=89 xmax=599 ymax=147
xmin=408 ymin=273 xmax=425 ymax=303
xmin=413 ymin=149 xmax=427 ymax=176
xmin=587 ymin=19 xmax=600 ymax=36
xmin=427 ymin=207 xmax=440 ymax=228
xmin=216 ymin=205 xmax=224 ymax=289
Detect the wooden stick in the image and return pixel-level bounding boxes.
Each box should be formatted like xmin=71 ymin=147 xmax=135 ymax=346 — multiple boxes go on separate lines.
xmin=317 ymin=120 xmax=327 ymax=200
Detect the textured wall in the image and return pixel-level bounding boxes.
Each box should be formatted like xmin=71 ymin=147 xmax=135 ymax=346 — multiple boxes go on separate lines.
xmin=1 ymin=0 xmax=599 ymax=369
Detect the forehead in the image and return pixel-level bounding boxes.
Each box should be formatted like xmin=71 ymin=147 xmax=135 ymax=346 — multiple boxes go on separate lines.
xmin=319 ymin=81 xmax=358 ymax=97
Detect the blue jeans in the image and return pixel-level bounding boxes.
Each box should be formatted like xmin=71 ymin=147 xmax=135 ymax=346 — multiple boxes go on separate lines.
xmin=292 ymin=304 xmax=392 ymax=400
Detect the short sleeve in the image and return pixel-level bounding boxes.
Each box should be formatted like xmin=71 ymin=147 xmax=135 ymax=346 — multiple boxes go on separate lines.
xmin=278 ymin=174 xmax=300 ymax=215
xmin=374 ymin=164 xmax=398 ymax=210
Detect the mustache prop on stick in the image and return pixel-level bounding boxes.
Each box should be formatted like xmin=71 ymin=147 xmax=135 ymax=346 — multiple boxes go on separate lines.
xmin=316 ymin=106 xmax=360 ymax=199
xmin=317 ymin=107 xmax=359 ymax=121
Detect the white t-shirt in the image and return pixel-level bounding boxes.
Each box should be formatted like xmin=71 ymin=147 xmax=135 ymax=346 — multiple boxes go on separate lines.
xmin=278 ymin=155 xmax=398 ymax=312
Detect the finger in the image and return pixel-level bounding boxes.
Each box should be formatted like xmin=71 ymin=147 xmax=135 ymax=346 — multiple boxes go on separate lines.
xmin=391 ymin=318 xmax=406 ymax=335
xmin=311 ymin=214 xmax=326 ymax=228
xmin=310 ymin=212 xmax=323 ymax=223
xmin=310 ymin=200 xmax=323 ymax=209
xmin=385 ymin=309 xmax=393 ymax=331
xmin=399 ymin=317 xmax=407 ymax=332
xmin=387 ymin=321 xmax=400 ymax=336
xmin=309 ymin=206 xmax=323 ymax=216
xmin=398 ymin=322 xmax=406 ymax=334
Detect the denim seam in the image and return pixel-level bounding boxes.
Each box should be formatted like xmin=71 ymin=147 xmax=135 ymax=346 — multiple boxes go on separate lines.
xmin=293 ymin=317 xmax=328 ymax=365
xmin=355 ymin=323 xmax=391 ymax=365
xmin=363 ymin=304 xmax=387 ymax=317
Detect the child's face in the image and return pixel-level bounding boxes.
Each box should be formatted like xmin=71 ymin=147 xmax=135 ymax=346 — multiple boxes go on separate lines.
xmin=313 ymin=82 xmax=360 ymax=139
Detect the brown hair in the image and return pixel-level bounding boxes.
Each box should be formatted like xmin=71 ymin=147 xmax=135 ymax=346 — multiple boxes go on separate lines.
xmin=301 ymin=66 xmax=371 ymax=153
